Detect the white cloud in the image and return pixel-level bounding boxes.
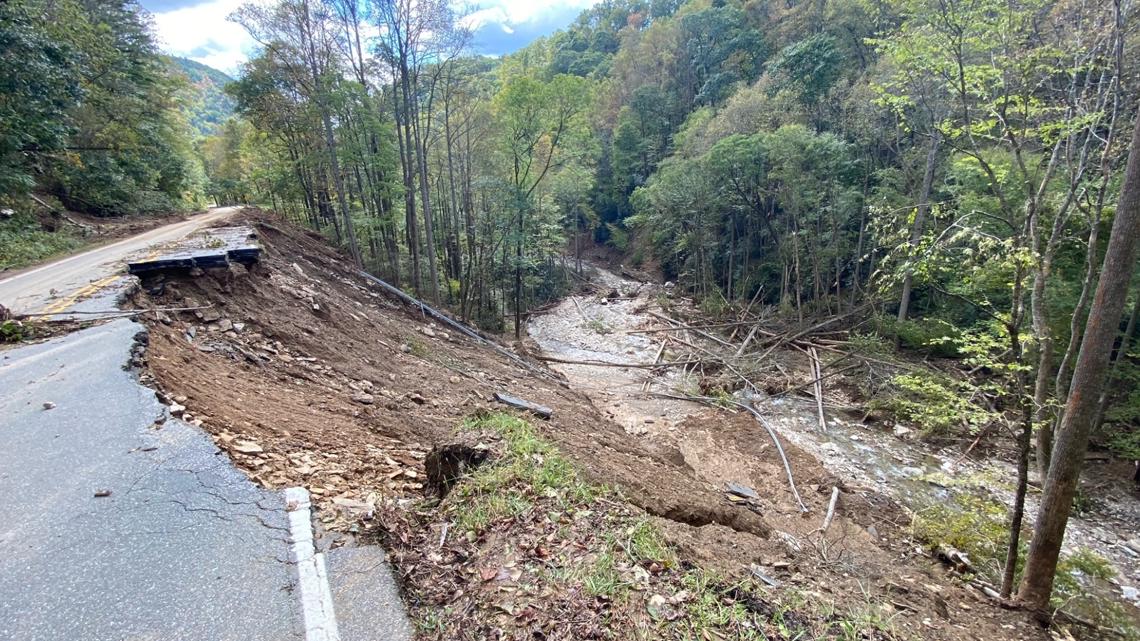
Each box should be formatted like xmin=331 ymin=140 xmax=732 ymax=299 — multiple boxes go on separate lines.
xmin=461 ymin=0 xmax=598 ymax=31
xmin=149 ymin=0 xmax=600 ymax=72
xmin=150 ymin=0 xmax=256 ymax=74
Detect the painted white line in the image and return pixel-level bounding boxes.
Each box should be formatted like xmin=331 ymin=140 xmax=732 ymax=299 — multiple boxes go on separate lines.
xmin=285 ymin=486 xmax=341 ymax=641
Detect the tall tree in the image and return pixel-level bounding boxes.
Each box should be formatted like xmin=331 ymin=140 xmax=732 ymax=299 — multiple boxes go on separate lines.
xmin=1018 ymin=107 xmax=1140 ymax=616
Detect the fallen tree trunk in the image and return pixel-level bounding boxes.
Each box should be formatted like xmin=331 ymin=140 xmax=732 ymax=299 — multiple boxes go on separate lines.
xmin=809 ymin=346 xmax=827 ymax=432
xmin=536 ymin=354 xmax=703 ymax=369
xmin=494 ymin=392 xmax=553 ymax=420
xmin=359 ymin=270 xmax=544 ymax=375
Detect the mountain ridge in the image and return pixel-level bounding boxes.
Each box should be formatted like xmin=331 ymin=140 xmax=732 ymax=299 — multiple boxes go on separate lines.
xmin=166 ymin=56 xmax=235 ymax=138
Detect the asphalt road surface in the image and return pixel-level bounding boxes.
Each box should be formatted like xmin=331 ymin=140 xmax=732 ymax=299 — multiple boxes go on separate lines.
xmin=0 ymin=320 xmax=302 ymax=640
xmin=0 ymin=206 xmax=240 ymax=315
xmin=0 ymin=209 xmax=412 ymax=640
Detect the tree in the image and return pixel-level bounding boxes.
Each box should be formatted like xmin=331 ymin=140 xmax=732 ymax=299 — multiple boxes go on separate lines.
xmin=0 ymin=0 xmax=80 ymax=195
xmin=235 ymin=0 xmax=362 ymax=266
xmin=493 ymin=74 xmax=590 ymax=338
xmin=1018 ymin=107 xmax=1140 ymax=616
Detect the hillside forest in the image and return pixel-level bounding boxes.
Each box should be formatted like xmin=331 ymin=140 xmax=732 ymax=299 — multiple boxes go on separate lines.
xmin=2 ymin=0 xmax=1140 ymax=620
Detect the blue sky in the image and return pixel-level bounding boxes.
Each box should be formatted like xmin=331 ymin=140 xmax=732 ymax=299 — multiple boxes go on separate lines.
xmin=140 ymin=0 xmax=597 ymax=76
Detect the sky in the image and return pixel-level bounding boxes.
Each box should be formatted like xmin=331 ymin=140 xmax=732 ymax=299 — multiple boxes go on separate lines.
xmin=141 ymin=0 xmax=599 ymax=76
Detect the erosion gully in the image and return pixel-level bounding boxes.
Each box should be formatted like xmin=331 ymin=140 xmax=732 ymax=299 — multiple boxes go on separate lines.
xmin=528 ymin=262 xmax=1140 ymax=623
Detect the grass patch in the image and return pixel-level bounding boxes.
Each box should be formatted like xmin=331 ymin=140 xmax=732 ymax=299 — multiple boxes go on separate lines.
xmin=0 ymin=212 xmax=85 ymax=271
xmin=584 ymin=317 xmax=612 ymax=334
xmin=404 ymin=336 xmax=430 ymax=359
xmin=449 ymin=412 xmax=602 ymax=534
xmin=676 ymin=571 xmax=770 ymax=639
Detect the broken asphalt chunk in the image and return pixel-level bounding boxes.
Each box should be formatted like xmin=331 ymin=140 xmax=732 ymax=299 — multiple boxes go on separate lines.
xmin=725 ymin=482 xmax=759 ymax=501
xmin=493 ymin=392 xmax=553 ymax=420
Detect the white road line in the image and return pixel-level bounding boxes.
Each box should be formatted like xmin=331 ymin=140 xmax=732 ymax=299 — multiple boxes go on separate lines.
xmin=285 ymin=487 xmax=341 ymax=641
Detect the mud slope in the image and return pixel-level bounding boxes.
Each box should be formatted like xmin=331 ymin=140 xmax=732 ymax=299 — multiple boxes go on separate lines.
xmin=133 ymin=211 xmax=768 ymax=537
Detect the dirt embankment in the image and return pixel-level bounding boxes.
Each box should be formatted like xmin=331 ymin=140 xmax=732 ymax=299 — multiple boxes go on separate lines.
xmin=133 ymin=212 xmax=767 ymax=538
xmin=132 ymin=211 xmax=1050 ymax=641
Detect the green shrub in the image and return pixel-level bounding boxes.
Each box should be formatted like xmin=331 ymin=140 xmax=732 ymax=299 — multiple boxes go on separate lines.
xmin=847 ymin=331 xmax=892 ymax=356
xmin=912 ymin=493 xmax=1011 ymax=579
xmin=876 ymin=315 xmax=962 ymax=356
xmin=605 ymin=222 xmax=629 ymax=251
xmin=870 ymin=371 xmax=995 ymax=434
xmin=1 ymin=320 xmax=29 ymax=343
xmin=0 ymin=211 xmax=84 ymax=271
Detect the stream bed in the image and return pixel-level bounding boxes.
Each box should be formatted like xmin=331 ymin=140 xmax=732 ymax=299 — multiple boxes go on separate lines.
xmin=529 ymin=263 xmax=1140 ymax=623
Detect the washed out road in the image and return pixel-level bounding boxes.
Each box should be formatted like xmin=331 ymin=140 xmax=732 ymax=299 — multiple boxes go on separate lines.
xmin=0 ymin=206 xmax=240 ymax=315
xmin=0 ymin=208 xmax=411 ymax=640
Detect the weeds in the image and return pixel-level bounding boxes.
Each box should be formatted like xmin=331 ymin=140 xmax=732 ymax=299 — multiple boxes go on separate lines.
xmin=584 ymin=317 xmax=612 ymax=334
xmin=419 ymin=412 xmax=910 ymax=641
xmin=405 ymin=336 xmax=430 ymax=359
xmin=0 ymin=211 xmax=84 ymax=271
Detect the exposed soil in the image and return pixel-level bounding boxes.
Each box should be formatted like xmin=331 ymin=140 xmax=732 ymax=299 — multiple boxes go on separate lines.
xmin=129 ymin=211 xmax=1089 ymax=640
xmin=132 ymin=212 xmax=767 ymax=540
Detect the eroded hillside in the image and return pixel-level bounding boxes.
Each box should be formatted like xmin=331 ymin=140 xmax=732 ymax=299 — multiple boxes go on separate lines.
xmin=122 ymin=211 xmax=1074 ymax=641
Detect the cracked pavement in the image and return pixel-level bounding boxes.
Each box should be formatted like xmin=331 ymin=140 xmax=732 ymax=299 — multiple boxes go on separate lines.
xmin=0 ymin=319 xmax=302 ymax=641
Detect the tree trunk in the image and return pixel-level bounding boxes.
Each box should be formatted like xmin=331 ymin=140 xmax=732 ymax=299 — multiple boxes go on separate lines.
xmin=1018 ymin=109 xmax=1140 ymax=615
xmin=1001 ymin=262 xmax=1031 ymax=599
xmin=1091 ymin=292 xmax=1140 ymax=431
xmin=301 ymin=0 xmax=360 ymax=266
xmin=896 ymin=131 xmax=940 ymax=337
xmin=395 ymin=72 xmax=422 ymax=295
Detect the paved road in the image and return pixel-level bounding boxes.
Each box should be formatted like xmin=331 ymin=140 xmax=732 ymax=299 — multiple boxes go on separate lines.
xmin=0 ymin=210 xmax=413 ymax=640
xmin=0 ymin=320 xmax=302 ymax=640
xmin=0 ymin=207 xmax=240 ymax=315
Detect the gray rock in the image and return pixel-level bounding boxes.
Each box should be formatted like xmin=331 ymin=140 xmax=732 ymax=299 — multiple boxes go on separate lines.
xmin=351 ymin=391 xmax=375 ymax=405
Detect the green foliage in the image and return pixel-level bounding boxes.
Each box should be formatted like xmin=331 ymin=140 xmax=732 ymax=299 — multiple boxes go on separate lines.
xmin=0 ymin=210 xmax=84 ymax=270
xmin=632 ymin=123 xmax=859 ymax=301
xmin=166 ymin=56 xmax=235 ymax=138
xmin=914 ymin=491 xmax=1129 ymax=629
xmin=604 ymin=222 xmax=629 ymax=251
xmin=1106 ymin=428 xmax=1140 ymax=461
xmin=0 ymin=1 xmax=81 ymax=194
xmin=1 ymin=0 xmax=204 ymax=215
xmin=876 ymin=316 xmax=962 ymax=356
xmin=0 ymin=320 xmax=29 ymax=343
xmin=912 ymin=492 xmax=1016 ymax=579
xmin=873 ymin=371 xmax=995 ymax=435
xmin=847 ymin=332 xmax=892 ymax=356
xmin=767 ymin=34 xmax=842 ymax=110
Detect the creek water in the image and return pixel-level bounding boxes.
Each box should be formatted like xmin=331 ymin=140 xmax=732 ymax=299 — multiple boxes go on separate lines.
xmin=528 ymin=263 xmax=1140 ymax=624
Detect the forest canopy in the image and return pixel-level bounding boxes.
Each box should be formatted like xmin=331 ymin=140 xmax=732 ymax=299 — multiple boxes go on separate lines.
xmin=0 ymin=0 xmax=206 ymax=216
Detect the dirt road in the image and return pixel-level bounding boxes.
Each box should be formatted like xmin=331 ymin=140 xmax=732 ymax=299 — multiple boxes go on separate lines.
xmin=0 ymin=206 xmax=240 ymax=315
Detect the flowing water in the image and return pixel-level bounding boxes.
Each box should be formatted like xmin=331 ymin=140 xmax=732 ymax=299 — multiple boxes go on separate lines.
xmin=529 ymin=262 xmax=1140 ymax=623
